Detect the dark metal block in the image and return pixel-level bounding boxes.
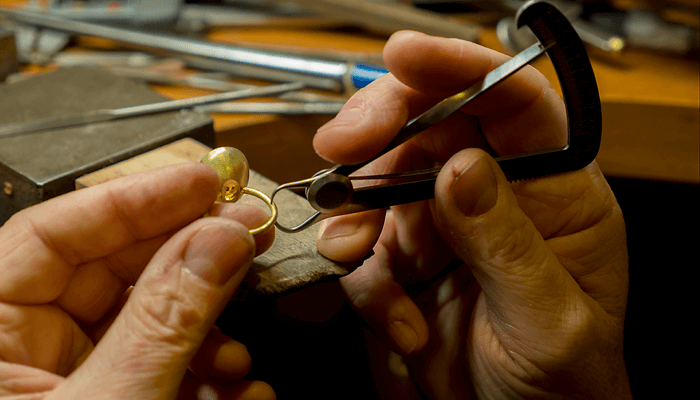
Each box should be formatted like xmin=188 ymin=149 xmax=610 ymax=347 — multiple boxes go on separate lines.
xmin=0 ymin=66 xmax=215 ymax=224
xmin=0 ymin=26 xmax=18 ymax=81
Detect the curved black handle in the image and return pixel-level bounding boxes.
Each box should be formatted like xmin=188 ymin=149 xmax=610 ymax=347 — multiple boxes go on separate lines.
xmin=495 ymin=0 xmax=602 ymax=181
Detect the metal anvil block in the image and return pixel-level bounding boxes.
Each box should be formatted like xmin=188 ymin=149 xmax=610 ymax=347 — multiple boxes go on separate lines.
xmin=0 ymin=67 xmax=215 ymax=224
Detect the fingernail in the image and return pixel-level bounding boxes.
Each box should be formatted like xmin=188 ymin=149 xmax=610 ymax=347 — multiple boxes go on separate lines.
xmin=452 ymin=154 xmax=498 ymax=217
xmin=387 ymin=321 xmax=418 ymax=355
xmin=317 ymin=107 xmax=364 ymax=134
xmin=184 ymin=223 xmax=254 ymax=286
xmin=318 ymin=217 xmax=361 ymax=240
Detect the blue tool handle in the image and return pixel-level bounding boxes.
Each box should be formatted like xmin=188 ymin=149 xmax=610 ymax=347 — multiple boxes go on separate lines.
xmin=350 ymin=63 xmax=389 ymax=90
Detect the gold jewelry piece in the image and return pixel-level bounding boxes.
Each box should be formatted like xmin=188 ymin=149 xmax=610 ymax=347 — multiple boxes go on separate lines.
xmin=201 ymin=147 xmax=277 ymax=236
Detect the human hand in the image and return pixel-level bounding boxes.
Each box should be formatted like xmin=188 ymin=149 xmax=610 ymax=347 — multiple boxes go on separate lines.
xmin=0 ymin=163 xmax=276 ymax=399
xmin=314 ymin=31 xmax=631 ymax=399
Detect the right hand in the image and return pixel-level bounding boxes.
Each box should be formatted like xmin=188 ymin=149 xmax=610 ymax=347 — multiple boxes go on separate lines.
xmin=314 ymin=31 xmax=631 ymax=399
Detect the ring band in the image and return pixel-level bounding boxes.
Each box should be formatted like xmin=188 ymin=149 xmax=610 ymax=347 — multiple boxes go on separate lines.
xmin=241 ymin=187 xmax=277 ymax=236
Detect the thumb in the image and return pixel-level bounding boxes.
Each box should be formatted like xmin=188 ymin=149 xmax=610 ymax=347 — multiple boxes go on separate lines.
xmin=57 ymin=218 xmax=255 ymax=399
xmin=434 ymin=149 xmax=580 ymax=333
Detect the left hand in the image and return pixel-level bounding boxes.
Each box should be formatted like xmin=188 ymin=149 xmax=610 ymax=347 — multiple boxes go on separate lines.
xmin=0 ymin=163 xmax=275 ymax=399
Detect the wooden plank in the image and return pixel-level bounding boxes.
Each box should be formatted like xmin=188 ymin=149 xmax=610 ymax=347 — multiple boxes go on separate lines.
xmin=76 ymin=138 xmax=212 ymax=188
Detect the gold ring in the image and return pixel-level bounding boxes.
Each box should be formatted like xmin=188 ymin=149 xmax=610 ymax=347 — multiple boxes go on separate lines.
xmin=241 ymin=187 xmax=277 ymax=236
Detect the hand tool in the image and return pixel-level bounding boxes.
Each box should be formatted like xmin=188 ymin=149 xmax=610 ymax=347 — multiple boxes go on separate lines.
xmin=0 ymin=81 xmax=304 ymax=139
xmin=51 ymin=51 xmax=158 ymax=67
xmin=28 ymin=0 xmax=181 ymax=27
xmin=46 ymin=52 xmax=346 ymax=103
xmin=0 ymin=7 xmax=388 ymax=93
xmin=495 ymin=0 xmax=625 ymax=57
xmin=105 ymin=66 xmax=346 ymax=103
xmin=591 ymin=7 xmax=699 ymax=56
xmin=497 ymin=15 xmax=625 ymax=56
xmin=271 ymin=0 xmax=602 ymax=233
xmin=175 ymin=1 xmax=324 ymax=32
xmin=270 ymin=0 xmax=481 ymax=42
xmin=195 ymin=101 xmax=344 ymax=115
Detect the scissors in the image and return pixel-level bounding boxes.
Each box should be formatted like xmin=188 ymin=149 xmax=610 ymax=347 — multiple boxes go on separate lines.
xmin=271 ymin=0 xmax=603 ymax=234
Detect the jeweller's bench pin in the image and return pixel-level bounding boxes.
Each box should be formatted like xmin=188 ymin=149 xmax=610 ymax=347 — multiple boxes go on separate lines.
xmin=200 ymin=147 xmax=277 ymax=236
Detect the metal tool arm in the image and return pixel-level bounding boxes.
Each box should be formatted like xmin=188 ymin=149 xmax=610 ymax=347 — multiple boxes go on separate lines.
xmin=496 ymin=0 xmax=602 ymax=181
xmin=275 ymin=0 xmax=603 ymax=233
xmin=338 ymin=1 xmax=602 ymax=207
xmin=360 ymin=1 xmax=601 ymax=182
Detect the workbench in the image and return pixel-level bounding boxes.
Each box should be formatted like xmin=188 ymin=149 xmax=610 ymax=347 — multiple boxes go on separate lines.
xmin=2 ymin=0 xmax=696 ymax=186
xmin=1 ymin=1 xmax=698 ymax=399
xmin=126 ymin=24 xmax=700 ymax=185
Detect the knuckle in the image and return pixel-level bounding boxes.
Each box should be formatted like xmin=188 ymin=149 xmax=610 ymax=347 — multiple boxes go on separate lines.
xmin=487 ymin=219 xmax=542 ymax=271
xmin=129 ymin=282 xmax=205 ymax=347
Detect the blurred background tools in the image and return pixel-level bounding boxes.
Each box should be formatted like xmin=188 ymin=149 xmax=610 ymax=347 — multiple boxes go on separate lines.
xmin=0 ymin=6 xmax=389 ymax=93
xmin=266 ymin=0 xmax=481 ymax=41
xmin=495 ymin=0 xmax=627 ymax=56
xmin=493 ymin=0 xmax=699 ymax=57
xmin=2 ymin=1 xmax=698 ymax=88
xmin=0 ymin=0 xmax=698 ymax=185
xmin=0 ymin=81 xmax=305 ymax=138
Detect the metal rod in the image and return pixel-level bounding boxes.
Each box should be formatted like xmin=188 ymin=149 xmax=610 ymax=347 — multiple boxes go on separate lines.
xmin=195 ymin=101 xmax=343 ymax=114
xmin=272 ymin=0 xmax=480 ymax=42
xmin=106 ymin=65 xmax=347 ymax=103
xmin=0 ymin=81 xmax=305 ymax=138
xmin=0 ymin=8 xmax=387 ymax=92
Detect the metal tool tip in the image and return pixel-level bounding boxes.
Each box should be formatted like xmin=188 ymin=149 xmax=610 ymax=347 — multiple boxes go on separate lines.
xmin=608 ymin=37 xmax=626 ymax=53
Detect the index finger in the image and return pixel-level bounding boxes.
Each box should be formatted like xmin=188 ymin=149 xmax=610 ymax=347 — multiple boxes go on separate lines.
xmin=0 ymin=163 xmax=219 ymax=304
xmin=313 ymin=30 xmax=566 ymax=165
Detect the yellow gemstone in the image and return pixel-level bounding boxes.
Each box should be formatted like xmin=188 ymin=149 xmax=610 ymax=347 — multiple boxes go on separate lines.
xmin=201 ymin=147 xmax=250 ymax=203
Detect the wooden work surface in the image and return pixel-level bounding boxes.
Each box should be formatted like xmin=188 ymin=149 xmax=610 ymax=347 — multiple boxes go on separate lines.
xmin=2 ymin=0 xmax=698 ymax=185
xmin=187 ymin=29 xmax=700 ymax=184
